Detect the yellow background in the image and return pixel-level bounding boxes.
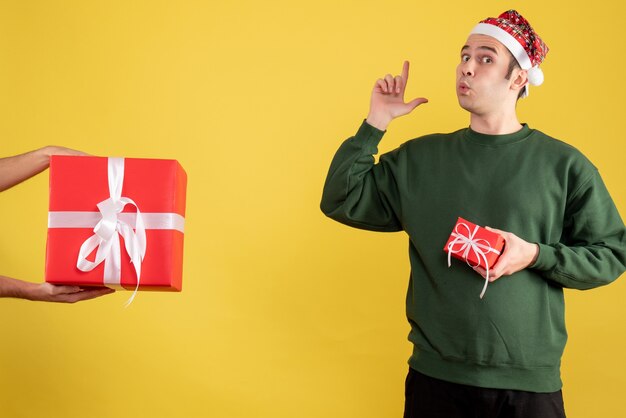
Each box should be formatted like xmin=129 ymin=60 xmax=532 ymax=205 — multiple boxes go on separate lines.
xmin=1 ymin=1 xmax=624 ymax=417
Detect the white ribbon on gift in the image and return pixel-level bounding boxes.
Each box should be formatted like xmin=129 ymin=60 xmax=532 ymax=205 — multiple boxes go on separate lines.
xmin=48 ymin=157 xmax=185 ymax=307
xmin=446 ymin=222 xmax=502 ymax=299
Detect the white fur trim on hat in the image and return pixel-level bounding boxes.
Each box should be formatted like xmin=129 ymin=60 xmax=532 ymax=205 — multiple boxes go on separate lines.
xmin=470 ymin=23 xmax=533 ymax=70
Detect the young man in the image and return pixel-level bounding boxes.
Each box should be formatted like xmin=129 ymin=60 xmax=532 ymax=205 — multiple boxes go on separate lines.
xmin=320 ymin=10 xmax=626 ymax=418
xmin=0 ymin=146 xmax=114 ymax=303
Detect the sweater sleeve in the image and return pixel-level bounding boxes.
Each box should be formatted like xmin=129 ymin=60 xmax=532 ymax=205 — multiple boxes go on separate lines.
xmin=531 ymin=170 xmax=626 ymax=289
xmin=320 ymin=121 xmax=403 ymax=232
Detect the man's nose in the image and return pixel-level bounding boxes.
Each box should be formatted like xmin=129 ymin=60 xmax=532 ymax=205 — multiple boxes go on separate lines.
xmin=461 ymin=61 xmax=474 ymax=77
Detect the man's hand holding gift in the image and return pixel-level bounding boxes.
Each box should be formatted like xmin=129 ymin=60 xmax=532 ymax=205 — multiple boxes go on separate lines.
xmin=473 ymin=227 xmax=539 ymax=282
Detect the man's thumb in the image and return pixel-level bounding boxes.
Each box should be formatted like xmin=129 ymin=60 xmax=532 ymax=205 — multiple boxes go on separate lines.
xmin=407 ymin=97 xmax=429 ymax=111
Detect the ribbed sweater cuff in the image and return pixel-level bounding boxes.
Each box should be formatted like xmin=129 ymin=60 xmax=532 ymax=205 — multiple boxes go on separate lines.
xmin=355 ymin=119 xmax=386 ymax=144
xmin=531 ymin=243 xmax=558 ymax=271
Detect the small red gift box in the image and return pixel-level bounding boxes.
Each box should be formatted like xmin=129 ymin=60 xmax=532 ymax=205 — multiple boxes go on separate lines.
xmin=444 ymin=217 xmax=504 ymax=269
xmin=45 ymin=156 xmax=187 ymax=292
xmin=443 ymin=217 xmax=504 ymax=298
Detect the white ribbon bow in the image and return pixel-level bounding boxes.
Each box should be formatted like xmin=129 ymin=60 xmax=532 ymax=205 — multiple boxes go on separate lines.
xmin=76 ymin=157 xmax=146 ymax=306
xmin=446 ymin=222 xmax=501 ymax=299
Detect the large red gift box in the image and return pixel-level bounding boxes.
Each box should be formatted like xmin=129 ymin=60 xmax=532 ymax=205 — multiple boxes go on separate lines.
xmin=443 ymin=217 xmax=504 ymax=298
xmin=45 ymin=156 xmax=187 ymax=291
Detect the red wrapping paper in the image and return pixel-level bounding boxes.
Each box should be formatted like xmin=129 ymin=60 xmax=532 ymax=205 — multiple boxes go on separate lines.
xmin=443 ymin=217 xmax=504 ymax=269
xmin=45 ymin=156 xmax=187 ymax=291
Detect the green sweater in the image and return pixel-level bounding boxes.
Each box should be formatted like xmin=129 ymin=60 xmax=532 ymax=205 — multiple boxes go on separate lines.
xmin=320 ymin=121 xmax=626 ymax=393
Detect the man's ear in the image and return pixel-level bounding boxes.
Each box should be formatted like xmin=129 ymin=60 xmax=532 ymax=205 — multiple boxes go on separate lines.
xmin=511 ymin=68 xmax=529 ymax=95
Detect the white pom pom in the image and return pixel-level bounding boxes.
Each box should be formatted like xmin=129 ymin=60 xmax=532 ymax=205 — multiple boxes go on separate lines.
xmin=527 ymin=66 xmax=544 ymax=86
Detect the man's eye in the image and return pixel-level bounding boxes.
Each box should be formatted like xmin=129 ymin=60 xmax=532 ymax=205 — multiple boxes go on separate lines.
xmin=461 ymin=55 xmax=470 ymax=62
xmin=482 ymin=57 xmax=493 ymax=64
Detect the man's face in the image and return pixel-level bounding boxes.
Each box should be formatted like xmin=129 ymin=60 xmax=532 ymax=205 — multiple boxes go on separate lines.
xmin=456 ymin=34 xmax=517 ymax=115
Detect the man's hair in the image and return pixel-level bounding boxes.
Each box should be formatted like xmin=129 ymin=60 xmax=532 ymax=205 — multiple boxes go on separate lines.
xmin=505 ymin=50 xmax=525 ymax=100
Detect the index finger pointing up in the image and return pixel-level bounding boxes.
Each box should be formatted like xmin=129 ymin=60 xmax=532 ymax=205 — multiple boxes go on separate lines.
xmin=402 ymin=60 xmax=410 ymax=81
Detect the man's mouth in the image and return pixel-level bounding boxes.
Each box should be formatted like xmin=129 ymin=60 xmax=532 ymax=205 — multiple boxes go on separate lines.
xmin=457 ymin=81 xmax=471 ymax=94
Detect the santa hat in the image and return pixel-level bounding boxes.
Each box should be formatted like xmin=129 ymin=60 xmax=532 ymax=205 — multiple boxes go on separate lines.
xmin=470 ymin=10 xmax=548 ymax=98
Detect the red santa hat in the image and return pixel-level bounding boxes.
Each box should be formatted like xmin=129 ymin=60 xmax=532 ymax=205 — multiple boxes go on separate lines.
xmin=470 ymin=10 xmax=548 ymax=98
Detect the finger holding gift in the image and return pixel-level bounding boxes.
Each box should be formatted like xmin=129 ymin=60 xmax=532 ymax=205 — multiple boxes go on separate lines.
xmin=0 ymin=276 xmax=114 ymax=303
xmin=0 ymin=146 xmax=88 ymax=192
xmin=479 ymin=227 xmax=539 ymax=281
xmin=36 ymin=283 xmax=115 ymax=303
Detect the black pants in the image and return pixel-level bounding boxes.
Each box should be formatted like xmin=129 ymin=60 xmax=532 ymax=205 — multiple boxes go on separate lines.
xmin=404 ymin=368 xmax=566 ymax=418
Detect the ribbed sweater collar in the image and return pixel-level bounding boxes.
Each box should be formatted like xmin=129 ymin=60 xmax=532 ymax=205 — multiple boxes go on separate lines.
xmin=464 ymin=123 xmax=532 ymax=146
